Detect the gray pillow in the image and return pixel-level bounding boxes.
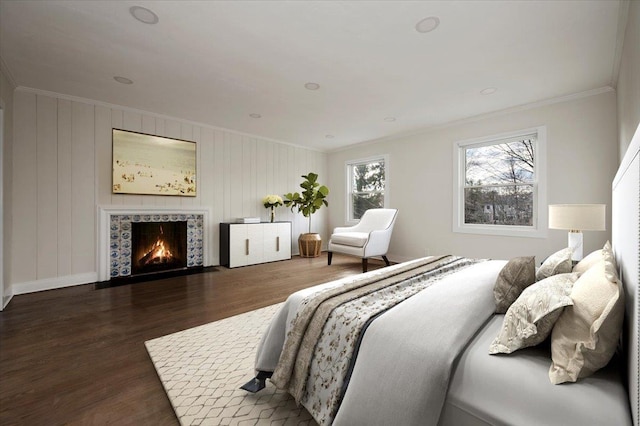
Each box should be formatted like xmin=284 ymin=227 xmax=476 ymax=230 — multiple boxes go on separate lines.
xmin=536 ymin=247 xmax=573 ymax=281
xmin=489 ymin=273 xmax=578 ymax=354
xmin=493 ymin=256 xmax=536 ymax=313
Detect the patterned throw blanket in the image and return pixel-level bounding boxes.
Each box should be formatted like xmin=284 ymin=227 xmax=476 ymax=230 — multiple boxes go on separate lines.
xmin=270 ymin=255 xmax=482 ymax=425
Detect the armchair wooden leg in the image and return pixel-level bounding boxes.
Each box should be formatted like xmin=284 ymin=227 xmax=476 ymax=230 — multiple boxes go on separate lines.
xmin=328 ymin=251 xmax=333 ymax=265
xmin=382 ymin=255 xmax=390 ymax=266
xmin=362 ymin=258 xmax=368 ymax=273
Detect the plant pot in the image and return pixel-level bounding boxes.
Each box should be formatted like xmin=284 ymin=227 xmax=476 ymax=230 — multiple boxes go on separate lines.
xmin=298 ymin=233 xmax=322 ymax=258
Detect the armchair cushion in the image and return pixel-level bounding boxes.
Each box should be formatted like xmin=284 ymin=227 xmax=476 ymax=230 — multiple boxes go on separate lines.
xmin=330 ymin=232 xmax=369 ymax=248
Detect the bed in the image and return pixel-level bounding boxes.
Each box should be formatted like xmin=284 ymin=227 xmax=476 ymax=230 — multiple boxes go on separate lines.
xmin=245 ymin=128 xmax=639 ymax=425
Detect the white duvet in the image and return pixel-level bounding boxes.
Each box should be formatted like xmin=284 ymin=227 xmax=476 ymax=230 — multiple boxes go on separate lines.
xmin=254 ymin=258 xmax=507 ymax=425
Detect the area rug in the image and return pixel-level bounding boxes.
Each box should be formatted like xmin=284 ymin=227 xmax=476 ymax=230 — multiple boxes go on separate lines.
xmin=145 ymin=304 xmax=316 ymax=426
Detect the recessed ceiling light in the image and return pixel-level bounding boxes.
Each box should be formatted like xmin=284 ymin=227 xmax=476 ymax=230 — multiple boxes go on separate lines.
xmin=480 ymin=87 xmax=498 ymax=95
xmin=249 ymin=113 xmax=261 ymax=118
xmin=130 ymin=6 xmax=159 ymax=25
xmin=304 ymin=82 xmax=320 ymax=90
xmin=415 ymin=16 xmax=440 ymax=33
xmin=384 ymin=117 xmax=396 ymax=122
xmin=325 ymin=135 xmax=334 ymax=139
xmin=114 ymin=76 xmax=133 ymax=85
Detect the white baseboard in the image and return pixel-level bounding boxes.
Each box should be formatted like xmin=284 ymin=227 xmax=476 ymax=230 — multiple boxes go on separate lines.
xmin=11 ymin=272 xmax=99 ymax=296
xmin=1 ymin=293 xmax=13 ymax=310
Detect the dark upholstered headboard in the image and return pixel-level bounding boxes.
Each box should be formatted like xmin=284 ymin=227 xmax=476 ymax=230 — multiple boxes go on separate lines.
xmin=612 ymin=123 xmax=640 ymax=426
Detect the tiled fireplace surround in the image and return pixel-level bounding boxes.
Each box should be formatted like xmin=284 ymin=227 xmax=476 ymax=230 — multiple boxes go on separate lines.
xmin=98 ymin=206 xmax=210 ymax=282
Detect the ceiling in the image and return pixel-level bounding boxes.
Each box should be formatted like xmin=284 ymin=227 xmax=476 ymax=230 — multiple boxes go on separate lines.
xmin=0 ymin=1 xmax=624 ymax=152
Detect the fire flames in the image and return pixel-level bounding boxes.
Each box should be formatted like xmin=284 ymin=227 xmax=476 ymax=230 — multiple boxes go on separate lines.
xmin=138 ymin=226 xmax=175 ymax=266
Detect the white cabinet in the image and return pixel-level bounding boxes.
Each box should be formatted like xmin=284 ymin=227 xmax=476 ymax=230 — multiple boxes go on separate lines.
xmin=220 ymin=222 xmax=291 ymax=268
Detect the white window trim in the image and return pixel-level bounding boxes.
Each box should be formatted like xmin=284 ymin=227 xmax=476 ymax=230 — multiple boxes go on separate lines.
xmin=452 ymin=126 xmax=547 ymax=238
xmin=345 ymin=154 xmax=390 ymax=224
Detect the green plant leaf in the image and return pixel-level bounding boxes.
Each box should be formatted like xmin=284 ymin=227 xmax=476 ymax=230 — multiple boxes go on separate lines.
xmin=283 ymin=172 xmax=329 ymax=230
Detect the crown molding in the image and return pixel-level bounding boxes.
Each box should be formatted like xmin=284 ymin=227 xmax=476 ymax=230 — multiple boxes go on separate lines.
xmin=610 ymin=0 xmax=630 ymax=88
xmin=14 ymin=86 xmax=324 ymax=153
xmin=0 ymin=55 xmax=18 ymax=89
xmin=329 ymin=86 xmax=615 ymax=153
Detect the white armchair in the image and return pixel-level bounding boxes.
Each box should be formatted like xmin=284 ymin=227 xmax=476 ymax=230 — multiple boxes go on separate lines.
xmin=328 ymin=208 xmax=398 ymax=273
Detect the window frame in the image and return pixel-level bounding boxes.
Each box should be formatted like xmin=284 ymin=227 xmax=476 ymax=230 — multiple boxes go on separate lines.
xmin=452 ymin=126 xmax=547 ymax=238
xmin=345 ymin=154 xmax=389 ymax=224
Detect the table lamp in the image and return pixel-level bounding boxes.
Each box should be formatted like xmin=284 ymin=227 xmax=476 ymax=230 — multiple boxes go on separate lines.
xmin=548 ymin=204 xmax=606 ymax=261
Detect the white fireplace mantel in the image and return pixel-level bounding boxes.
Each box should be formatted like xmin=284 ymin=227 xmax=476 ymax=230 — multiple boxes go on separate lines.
xmin=97 ymin=205 xmax=212 ymax=282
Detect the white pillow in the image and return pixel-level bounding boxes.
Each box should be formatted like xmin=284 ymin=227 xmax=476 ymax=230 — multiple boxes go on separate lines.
xmin=572 ymin=249 xmax=603 ymax=276
xmin=548 ymin=242 xmax=624 ymax=384
xmin=489 ymin=273 xmax=578 ymax=354
xmin=536 ymin=247 xmax=573 ymax=281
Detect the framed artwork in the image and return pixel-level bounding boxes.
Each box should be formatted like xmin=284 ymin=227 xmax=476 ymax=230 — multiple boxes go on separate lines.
xmin=112 ymin=129 xmax=197 ymax=196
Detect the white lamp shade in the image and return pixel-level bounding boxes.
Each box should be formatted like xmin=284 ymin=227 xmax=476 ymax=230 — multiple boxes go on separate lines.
xmin=548 ymin=204 xmax=606 ymax=231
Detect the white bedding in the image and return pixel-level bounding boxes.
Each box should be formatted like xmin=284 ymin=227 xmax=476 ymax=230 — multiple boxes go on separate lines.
xmin=441 ymin=315 xmax=632 ymax=426
xmin=254 ymin=258 xmax=507 ymax=425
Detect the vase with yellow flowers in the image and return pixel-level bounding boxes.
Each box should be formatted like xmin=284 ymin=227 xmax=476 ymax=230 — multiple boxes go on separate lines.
xmin=262 ymin=194 xmax=284 ymax=222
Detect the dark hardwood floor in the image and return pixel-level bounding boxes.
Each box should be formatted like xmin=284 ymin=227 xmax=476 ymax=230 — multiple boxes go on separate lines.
xmin=0 ymin=253 xmax=385 ymax=425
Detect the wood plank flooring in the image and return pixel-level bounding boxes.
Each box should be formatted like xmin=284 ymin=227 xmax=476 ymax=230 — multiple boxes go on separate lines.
xmin=0 ymin=253 xmax=386 ymax=425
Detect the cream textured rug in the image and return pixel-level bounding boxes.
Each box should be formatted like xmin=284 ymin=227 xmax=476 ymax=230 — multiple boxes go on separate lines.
xmin=145 ymin=304 xmax=316 ymax=426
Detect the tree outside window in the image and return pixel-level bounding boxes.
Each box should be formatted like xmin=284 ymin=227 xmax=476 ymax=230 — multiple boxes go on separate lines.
xmin=464 ymin=137 xmax=535 ymax=226
xmin=454 ymin=127 xmax=547 ymax=238
xmin=347 ymin=157 xmax=387 ymax=221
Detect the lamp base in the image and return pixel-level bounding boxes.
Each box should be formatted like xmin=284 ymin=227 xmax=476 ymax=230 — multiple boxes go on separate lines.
xmin=568 ymin=231 xmax=583 ymax=261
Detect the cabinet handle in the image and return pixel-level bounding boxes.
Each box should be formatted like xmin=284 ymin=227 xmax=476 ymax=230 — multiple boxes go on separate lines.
xmin=277 ymin=236 xmax=280 ymax=252
xmin=246 ymin=239 xmax=249 ymax=255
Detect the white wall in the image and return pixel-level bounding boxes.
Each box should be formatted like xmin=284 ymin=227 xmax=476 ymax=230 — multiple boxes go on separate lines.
xmin=0 ymin=65 xmax=15 ymax=309
xmin=10 ymin=88 xmax=328 ymax=294
xmin=617 ymin=0 xmax=640 ymax=161
xmin=327 ymin=91 xmax=618 ymax=264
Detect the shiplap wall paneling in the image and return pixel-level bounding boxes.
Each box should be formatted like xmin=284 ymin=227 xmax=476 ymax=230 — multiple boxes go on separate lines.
xmin=228 ymin=133 xmax=244 ymax=221
xmin=121 ymin=111 xmax=144 ymax=206
xmin=140 ymin=115 xmax=160 ymax=206
xmin=222 ymin=132 xmax=232 ymax=225
xmin=95 ymin=106 xmax=112 ymax=207
xmin=111 ymin=110 xmax=124 ymax=206
xmin=12 ymin=91 xmax=37 ymax=284
xmin=292 ymin=146 xmax=306 ymax=245
xmin=212 ymin=129 xmax=225 ymax=265
xmin=36 ymin=95 xmax=58 ymax=279
xmin=154 ymin=119 xmax=167 ymax=207
xmin=163 ymin=119 xmax=182 ymax=208
xmin=256 ymin=140 xmax=268 ymax=222
xmin=71 ymin=101 xmax=95 ymax=274
xmin=200 ymin=127 xmax=218 ymax=264
xmin=278 ymin=144 xmax=293 ymax=252
xmin=242 ymin=137 xmax=254 ymax=219
xmin=180 ymin=124 xmax=197 ymax=207
xmin=57 ymin=99 xmax=73 ymax=277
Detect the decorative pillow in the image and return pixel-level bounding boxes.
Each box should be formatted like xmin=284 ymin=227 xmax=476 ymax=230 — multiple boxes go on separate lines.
xmin=493 ymin=256 xmax=536 ymax=314
xmin=548 ymin=242 xmax=624 ymax=384
xmin=536 ymin=247 xmax=573 ymax=281
xmin=489 ymin=273 xmax=578 ymax=354
xmin=572 ymin=249 xmax=603 ymax=275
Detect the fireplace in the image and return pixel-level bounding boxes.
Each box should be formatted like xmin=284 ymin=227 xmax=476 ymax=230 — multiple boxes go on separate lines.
xmin=99 ymin=209 xmax=207 ymax=282
xmin=131 ymin=221 xmax=187 ymax=276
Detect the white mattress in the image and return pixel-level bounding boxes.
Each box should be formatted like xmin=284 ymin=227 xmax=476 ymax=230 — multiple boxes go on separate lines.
xmin=440 ymin=315 xmax=632 ymax=426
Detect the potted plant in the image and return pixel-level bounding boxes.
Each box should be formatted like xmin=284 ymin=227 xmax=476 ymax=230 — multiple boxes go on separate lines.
xmin=283 ymin=172 xmax=329 ymax=258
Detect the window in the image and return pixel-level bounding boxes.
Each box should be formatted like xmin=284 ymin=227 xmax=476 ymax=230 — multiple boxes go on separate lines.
xmin=453 ymin=127 xmax=547 ymax=238
xmin=346 ymin=155 xmax=388 ymax=222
